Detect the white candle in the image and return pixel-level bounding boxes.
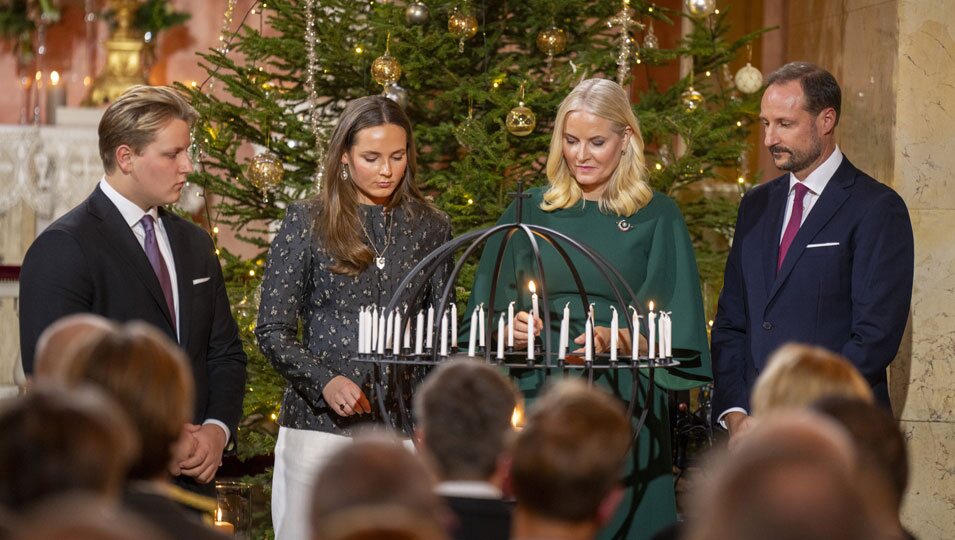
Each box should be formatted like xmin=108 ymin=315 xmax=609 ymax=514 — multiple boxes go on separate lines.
xmin=507 ymin=301 xmax=515 ymax=348
xmin=357 ymin=307 xmax=365 ymax=354
xmin=529 ymin=281 xmax=539 ymax=319
xmin=527 ymin=308 xmax=535 ymax=361
xmin=426 ymin=304 xmax=434 ymax=350
xmin=629 ymin=306 xmax=640 ymax=360
xmin=451 ymin=303 xmax=458 ymax=352
xmin=665 ymin=312 xmax=673 ymax=358
xmin=371 ymin=307 xmax=379 ymax=353
xmin=393 ymin=309 xmax=402 ymax=354
xmin=415 ymin=309 xmax=424 ymax=355
xmin=610 ymin=306 xmax=618 ymax=361
xmin=558 ymin=302 xmax=570 ymax=360
xmin=585 ymin=315 xmax=593 ymax=362
xmin=365 ymin=309 xmax=373 ymax=353
xmin=657 ymin=311 xmax=665 ymax=360
xmin=478 ymin=303 xmax=486 ymax=349
xmin=403 ymin=315 xmax=411 ymax=351
xmin=440 ymin=310 xmax=448 ymax=357
xmin=648 ymin=302 xmax=656 ymax=360
xmin=377 ymin=312 xmax=387 ymax=355
xmin=497 ymin=313 xmax=505 ymax=360
xmin=385 ymin=310 xmax=394 ymax=354
xmin=468 ymin=307 xmax=478 ymax=357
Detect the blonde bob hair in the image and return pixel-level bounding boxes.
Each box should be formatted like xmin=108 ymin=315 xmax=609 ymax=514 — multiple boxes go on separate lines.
xmin=751 ymin=343 xmax=874 ymax=416
xmin=541 ymin=78 xmax=652 ymax=216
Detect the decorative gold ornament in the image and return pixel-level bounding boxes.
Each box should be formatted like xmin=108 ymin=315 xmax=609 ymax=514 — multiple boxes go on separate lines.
xmin=685 ymin=0 xmax=717 ymax=18
xmin=371 ymin=32 xmax=402 ymax=87
xmin=734 ymin=62 xmax=763 ymax=94
xmin=86 ymin=0 xmax=148 ymax=104
xmin=506 ymin=84 xmax=536 ymax=137
xmin=248 ymin=152 xmax=284 ymax=198
xmin=681 ymin=86 xmax=705 ymax=112
xmin=536 ymin=26 xmax=568 ymax=56
xmin=405 ymin=2 xmax=429 ymax=25
xmin=448 ymin=8 xmax=478 ymax=52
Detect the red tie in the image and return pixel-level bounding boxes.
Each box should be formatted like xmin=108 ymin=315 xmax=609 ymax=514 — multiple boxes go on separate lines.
xmin=140 ymin=215 xmax=177 ymax=331
xmin=778 ymin=182 xmax=810 ymax=272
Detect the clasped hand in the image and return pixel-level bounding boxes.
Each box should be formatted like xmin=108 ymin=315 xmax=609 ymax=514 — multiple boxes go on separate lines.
xmin=170 ymin=423 xmax=227 ymax=484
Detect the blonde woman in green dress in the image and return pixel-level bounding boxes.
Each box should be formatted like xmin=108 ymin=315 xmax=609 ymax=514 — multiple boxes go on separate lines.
xmin=465 ymin=78 xmax=711 ymax=540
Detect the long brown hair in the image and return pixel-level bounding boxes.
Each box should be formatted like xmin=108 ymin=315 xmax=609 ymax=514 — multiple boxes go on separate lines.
xmin=317 ymin=96 xmax=432 ymax=276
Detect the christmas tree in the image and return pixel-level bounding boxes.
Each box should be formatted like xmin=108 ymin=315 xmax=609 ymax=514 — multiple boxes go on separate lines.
xmin=180 ymin=0 xmax=767 ymax=531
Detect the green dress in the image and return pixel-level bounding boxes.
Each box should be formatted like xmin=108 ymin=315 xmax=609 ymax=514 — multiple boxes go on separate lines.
xmin=463 ymin=187 xmax=711 ymax=540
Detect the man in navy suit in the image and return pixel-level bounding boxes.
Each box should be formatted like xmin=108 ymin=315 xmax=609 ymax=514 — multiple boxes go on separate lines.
xmin=19 ymin=85 xmax=247 ymax=488
xmin=711 ymin=62 xmax=914 ymax=444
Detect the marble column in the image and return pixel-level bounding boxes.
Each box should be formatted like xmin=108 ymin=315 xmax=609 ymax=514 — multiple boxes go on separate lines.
xmin=784 ymin=1 xmax=955 ymax=537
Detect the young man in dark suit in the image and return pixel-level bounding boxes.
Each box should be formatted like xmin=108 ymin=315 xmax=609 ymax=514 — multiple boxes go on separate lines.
xmin=414 ymin=359 xmax=519 ymax=540
xmin=711 ymin=62 xmax=914 ymax=445
xmin=19 ymin=85 xmax=247 ymax=488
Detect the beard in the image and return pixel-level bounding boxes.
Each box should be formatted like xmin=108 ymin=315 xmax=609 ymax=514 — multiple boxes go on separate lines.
xmin=770 ymin=125 xmax=824 ymax=174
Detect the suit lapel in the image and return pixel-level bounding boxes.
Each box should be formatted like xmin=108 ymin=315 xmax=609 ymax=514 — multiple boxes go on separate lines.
xmin=161 ymin=209 xmax=192 ymax=349
xmin=88 ymin=187 xmax=176 ymax=331
xmin=760 ymin=177 xmax=789 ymax=297
xmin=767 ymin=159 xmax=856 ymax=304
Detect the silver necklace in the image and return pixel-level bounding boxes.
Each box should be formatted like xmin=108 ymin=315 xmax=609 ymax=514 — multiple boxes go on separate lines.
xmin=360 ymin=210 xmax=394 ymax=270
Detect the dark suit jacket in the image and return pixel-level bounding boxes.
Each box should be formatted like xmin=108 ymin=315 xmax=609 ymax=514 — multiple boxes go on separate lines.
xmin=19 ymin=186 xmax=247 ymax=437
xmin=712 ymin=157 xmax=914 ymax=415
xmin=444 ymin=495 xmax=512 ymax=540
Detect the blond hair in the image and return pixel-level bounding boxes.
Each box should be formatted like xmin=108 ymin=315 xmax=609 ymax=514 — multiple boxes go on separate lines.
xmin=98 ymin=85 xmax=198 ymax=174
xmin=541 ymin=78 xmax=652 ymax=216
xmin=751 ymin=343 xmax=873 ymax=416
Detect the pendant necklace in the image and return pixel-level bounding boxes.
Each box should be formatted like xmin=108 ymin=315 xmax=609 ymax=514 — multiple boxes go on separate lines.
xmin=360 ymin=209 xmax=394 ymax=270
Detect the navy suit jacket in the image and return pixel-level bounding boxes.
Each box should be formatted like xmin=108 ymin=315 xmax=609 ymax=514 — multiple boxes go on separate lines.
xmin=711 ymin=157 xmax=913 ymax=416
xmin=19 ymin=186 xmax=248 ymax=437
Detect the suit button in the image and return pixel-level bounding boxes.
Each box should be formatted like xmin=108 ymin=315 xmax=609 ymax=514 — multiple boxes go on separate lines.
xmin=762 ymin=321 xmax=773 ymax=330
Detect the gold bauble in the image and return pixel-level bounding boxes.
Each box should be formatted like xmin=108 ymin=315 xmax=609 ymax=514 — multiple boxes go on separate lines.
xmin=248 ymin=152 xmax=284 ymax=192
xmin=448 ymin=9 xmax=478 ymax=41
xmin=536 ymin=26 xmax=568 ymax=56
xmin=371 ymin=53 xmax=402 ymax=86
xmin=685 ymin=0 xmax=717 ymax=17
xmin=681 ymin=86 xmax=705 ymax=112
xmin=506 ymin=102 xmax=536 ymax=137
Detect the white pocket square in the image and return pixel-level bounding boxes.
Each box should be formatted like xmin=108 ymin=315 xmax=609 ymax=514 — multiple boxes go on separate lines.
xmin=192 ymin=277 xmax=211 ymax=285
xmin=806 ymin=242 xmax=840 ymax=248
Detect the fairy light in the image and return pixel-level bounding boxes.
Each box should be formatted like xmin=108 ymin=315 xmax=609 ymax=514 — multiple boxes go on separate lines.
xmin=304 ymin=0 xmax=327 ymax=189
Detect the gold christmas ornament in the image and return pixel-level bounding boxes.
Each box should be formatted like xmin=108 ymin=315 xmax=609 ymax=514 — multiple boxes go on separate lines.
xmin=248 ymin=151 xmax=284 ymax=196
xmin=681 ymin=86 xmax=705 ymax=112
xmin=371 ymin=33 xmax=402 ymax=87
xmin=685 ymin=0 xmax=717 ymax=18
xmin=448 ymin=8 xmax=478 ymax=52
xmin=405 ymin=2 xmax=429 ymax=25
xmin=734 ymin=62 xmax=763 ymax=94
xmin=536 ymin=26 xmax=568 ymax=56
xmin=506 ymin=84 xmax=536 ymax=137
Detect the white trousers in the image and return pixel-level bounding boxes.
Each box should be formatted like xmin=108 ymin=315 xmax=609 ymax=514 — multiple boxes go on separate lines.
xmin=271 ymin=427 xmax=351 ymax=540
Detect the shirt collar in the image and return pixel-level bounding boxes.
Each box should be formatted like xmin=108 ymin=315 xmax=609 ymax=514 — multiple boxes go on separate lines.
xmin=435 ymin=481 xmax=503 ymax=500
xmin=99 ymin=178 xmax=159 ymax=227
xmin=789 ymin=146 xmax=843 ymax=196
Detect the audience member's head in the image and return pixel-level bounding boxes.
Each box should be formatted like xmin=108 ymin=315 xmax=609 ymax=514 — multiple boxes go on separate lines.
xmin=310 ymin=435 xmax=448 ymax=540
xmin=510 ymin=380 xmax=629 ymax=535
xmin=414 ymin=359 xmax=518 ymax=484
xmin=63 ymin=322 xmax=194 ymax=481
xmin=0 ymin=385 xmax=138 ymax=512
xmin=812 ymin=396 xmax=909 ymax=535
xmin=33 ymin=314 xmax=116 ymax=382
xmin=687 ymin=411 xmax=872 ymax=540
xmin=751 ymin=343 xmax=872 ymax=415
xmin=13 ymin=495 xmax=168 ymax=540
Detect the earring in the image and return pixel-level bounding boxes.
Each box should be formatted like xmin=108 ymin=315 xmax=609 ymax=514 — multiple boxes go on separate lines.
xmin=341 ymin=164 xmax=349 ymax=181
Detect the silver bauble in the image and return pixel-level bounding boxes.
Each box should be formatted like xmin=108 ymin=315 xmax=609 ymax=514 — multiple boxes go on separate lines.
xmin=405 ymin=2 xmax=429 ymax=25
xmin=685 ymin=0 xmax=717 ymax=17
xmin=383 ymin=83 xmax=409 ymax=110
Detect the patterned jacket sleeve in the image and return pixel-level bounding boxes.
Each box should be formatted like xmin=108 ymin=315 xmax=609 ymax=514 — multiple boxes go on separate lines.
xmin=255 ymin=202 xmax=341 ymax=409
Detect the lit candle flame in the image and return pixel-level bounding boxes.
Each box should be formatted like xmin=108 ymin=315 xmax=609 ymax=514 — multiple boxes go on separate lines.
xmin=528 ymin=280 xmax=536 ymax=294
xmin=511 ymin=402 xmax=525 ymax=429
xmin=649 ymin=300 xmax=655 ymax=311
xmin=50 ymin=71 xmax=60 ymax=86
xmin=216 ymin=508 xmax=222 ymax=522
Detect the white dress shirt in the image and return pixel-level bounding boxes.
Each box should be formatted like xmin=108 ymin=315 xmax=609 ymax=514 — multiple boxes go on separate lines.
xmin=718 ymin=147 xmax=844 ymax=428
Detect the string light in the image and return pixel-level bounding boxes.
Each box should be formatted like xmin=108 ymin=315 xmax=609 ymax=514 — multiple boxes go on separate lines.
xmin=304 ymin=0 xmax=327 ymax=189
